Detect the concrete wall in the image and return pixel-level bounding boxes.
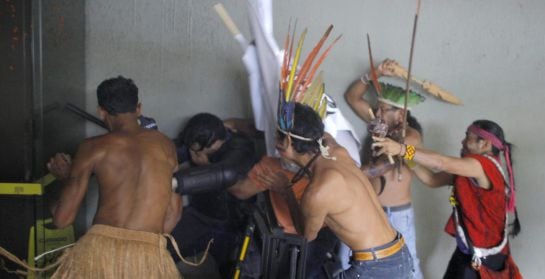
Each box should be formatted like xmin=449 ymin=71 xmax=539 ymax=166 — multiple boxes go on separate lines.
xmin=82 ymin=0 xmax=545 ymax=277
xmin=42 ymin=0 xmax=86 ymax=168
xmin=0 ymin=0 xmax=33 ymax=181
xmin=85 ymin=0 xmax=252 ymax=138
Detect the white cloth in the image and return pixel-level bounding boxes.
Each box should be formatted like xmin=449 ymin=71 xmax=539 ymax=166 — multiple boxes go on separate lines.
xmin=245 ymin=0 xmax=281 ymax=156
xmin=324 ymin=101 xmax=361 ymax=166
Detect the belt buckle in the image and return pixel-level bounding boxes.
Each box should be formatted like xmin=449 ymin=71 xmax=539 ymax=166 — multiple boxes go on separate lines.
xmin=352 ymin=236 xmax=404 ymax=262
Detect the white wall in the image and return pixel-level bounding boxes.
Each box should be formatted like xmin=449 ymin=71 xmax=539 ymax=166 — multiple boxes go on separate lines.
xmin=84 ymin=0 xmax=545 ymax=277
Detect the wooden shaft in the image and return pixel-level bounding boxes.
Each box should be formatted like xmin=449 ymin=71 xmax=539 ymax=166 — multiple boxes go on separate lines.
xmin=213 ymin=3 xmax=241 ymax=36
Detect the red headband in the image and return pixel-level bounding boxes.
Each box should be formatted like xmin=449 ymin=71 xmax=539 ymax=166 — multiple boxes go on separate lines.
xmin=467 ymin=125 xmax=504 ymax=150
xmin=467 ymin=124 xmax=516 ymax=212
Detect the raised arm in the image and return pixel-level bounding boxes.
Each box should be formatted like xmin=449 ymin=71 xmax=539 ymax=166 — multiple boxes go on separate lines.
xmin=344 ymin=77 xmax=374 ymax=123
xmin=48 ymin=141 xmax=97 ymax=229
xmin=345 ymin=59 xmax=400 ymax=123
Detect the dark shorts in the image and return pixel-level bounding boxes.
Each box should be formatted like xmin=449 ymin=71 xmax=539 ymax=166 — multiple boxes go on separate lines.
xmin=443 ymin=247 xmax=507 ymax=279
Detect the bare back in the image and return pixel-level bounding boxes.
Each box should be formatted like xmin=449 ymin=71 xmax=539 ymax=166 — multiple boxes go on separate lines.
xmin=54 ymin=127 xmax=177 ymax=233
xmin=82 ymin=128 xmax=177 ymax=233
xmin=302 ymin=143 xmax=396 ymax=251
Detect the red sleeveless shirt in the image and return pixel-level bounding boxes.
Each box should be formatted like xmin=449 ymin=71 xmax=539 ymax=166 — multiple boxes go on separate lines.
xmin=444 ymin=154 xmax=507 ymax=248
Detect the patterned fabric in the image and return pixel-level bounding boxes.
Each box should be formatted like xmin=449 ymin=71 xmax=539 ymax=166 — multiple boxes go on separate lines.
xmin=404 ymin=144 xmax=416 ymax=161
xmin=51 ymin=225 xmax=181 ymax=279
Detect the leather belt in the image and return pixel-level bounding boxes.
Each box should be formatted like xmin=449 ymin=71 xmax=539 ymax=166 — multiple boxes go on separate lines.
xmin=382 ymin=202 xmax=412 ymax=213
xmin=351 ymin=236 xmax=405 ymax=261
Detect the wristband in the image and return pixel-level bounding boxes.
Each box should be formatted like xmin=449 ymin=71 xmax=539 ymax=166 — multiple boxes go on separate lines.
xmin=360 ymin=74 xmax=371 ymax=85
xmin=404 ymin=144 xmax=416 ymax=161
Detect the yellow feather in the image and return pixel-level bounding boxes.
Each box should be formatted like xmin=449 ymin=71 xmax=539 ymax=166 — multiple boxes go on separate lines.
xmin=301 ymin=75 xmax=320 ymax=106
xmin=286 ymin=29 xmax=308 ymax=101
xmin=318 ymin=98 xmax=327 ymax=118
xmin=314 ymin=82 xmax=325 ymax=111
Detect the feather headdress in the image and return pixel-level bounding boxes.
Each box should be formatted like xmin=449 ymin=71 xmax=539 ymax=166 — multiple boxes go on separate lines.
xmin=277 ymin=24 xmax=341 ymax=135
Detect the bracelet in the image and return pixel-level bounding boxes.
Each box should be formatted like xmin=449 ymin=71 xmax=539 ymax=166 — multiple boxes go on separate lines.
xmin=404 ymin=144 xmax=416 ymax=161
xmin=360 ymin=74 xmax=370 ymax=85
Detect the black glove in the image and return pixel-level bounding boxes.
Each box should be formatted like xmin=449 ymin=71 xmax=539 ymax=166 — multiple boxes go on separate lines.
xmin=174 ymin=163 xmax=238 ymax=195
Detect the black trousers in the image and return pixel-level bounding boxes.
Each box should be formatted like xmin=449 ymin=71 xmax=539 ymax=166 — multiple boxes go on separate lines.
xmin=443 ymin=247 xmax=506 ymax=279
xmin=169 ymin=207 xmax=240 ymax=278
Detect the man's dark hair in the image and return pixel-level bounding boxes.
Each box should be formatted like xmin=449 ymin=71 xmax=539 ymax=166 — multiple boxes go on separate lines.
xmin=278 ymin=103 xmax=324 ymax=154
xmin=178 ymin=113 xmax=227 ymax=151
xmin=406 ymin=111 xmax=423 ymax=135
xmin=96 ymin=76 xmax=139 ymax=115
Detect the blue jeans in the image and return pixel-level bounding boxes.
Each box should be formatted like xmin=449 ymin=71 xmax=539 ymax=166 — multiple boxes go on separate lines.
xmin=335 ymin=241 xmax=413 ymax=278
xmin=337 ymin=242 xmax=352 ymax=270
xmin=384 ymin=205 xmax=422 ymax=279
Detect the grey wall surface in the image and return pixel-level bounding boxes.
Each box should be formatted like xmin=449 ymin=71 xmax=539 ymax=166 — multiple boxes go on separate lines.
xmin=41 ymin=0 xmax=86 ymax=172
xmin=82 ymin=0 xmax=545 ymax=277
xmin=0 ymin=0 xmax=33 ymax=181
xmin=85 ymin=0 xmax=252 ymax=138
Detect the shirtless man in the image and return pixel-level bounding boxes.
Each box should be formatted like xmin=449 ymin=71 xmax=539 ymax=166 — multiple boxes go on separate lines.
xmin=46 ymin=76 xmax=182 ymax=278
xmin=345 ymin=59 xmax=424 ymax=278
xmin=259 ymin=103 xmax=412 ymax=278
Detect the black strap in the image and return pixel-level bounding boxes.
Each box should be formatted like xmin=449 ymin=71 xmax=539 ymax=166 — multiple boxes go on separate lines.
xmin=290 ymin=153 xmax=320 ymax=185
xmin=378 ymin=176 xmax=386 ymax=196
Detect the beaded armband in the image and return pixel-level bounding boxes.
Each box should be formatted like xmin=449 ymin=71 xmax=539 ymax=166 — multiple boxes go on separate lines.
xmin=404 ymin=144 xmax=416 ymax=161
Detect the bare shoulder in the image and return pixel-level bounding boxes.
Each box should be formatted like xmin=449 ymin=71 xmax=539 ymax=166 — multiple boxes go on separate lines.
xmin=93 ymin=129 xmax=174 ymax=158
xmin=142 ymin=129 xmax=174 ymax=145
xmin=139 ymin=129 xmax=178 ymax=167
xmin=151 ymin=130 xmax=177 ymax=154
xmin=319 ymin=168 xmax=345 ymax=184
xmin=78 ymin=134 xmax=110 ymax=156
xmin=307 ymin=168 xmax=344 ymax=197
xmin=323 ymin=134 xmax=352 ymax=162
xmin=68 ymin=135 xmax=112 ymax=174
xmin=302 ymin=168 xmax=345 ymax=215
xmin=405 ymin=127 xmax=422 ymax=147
